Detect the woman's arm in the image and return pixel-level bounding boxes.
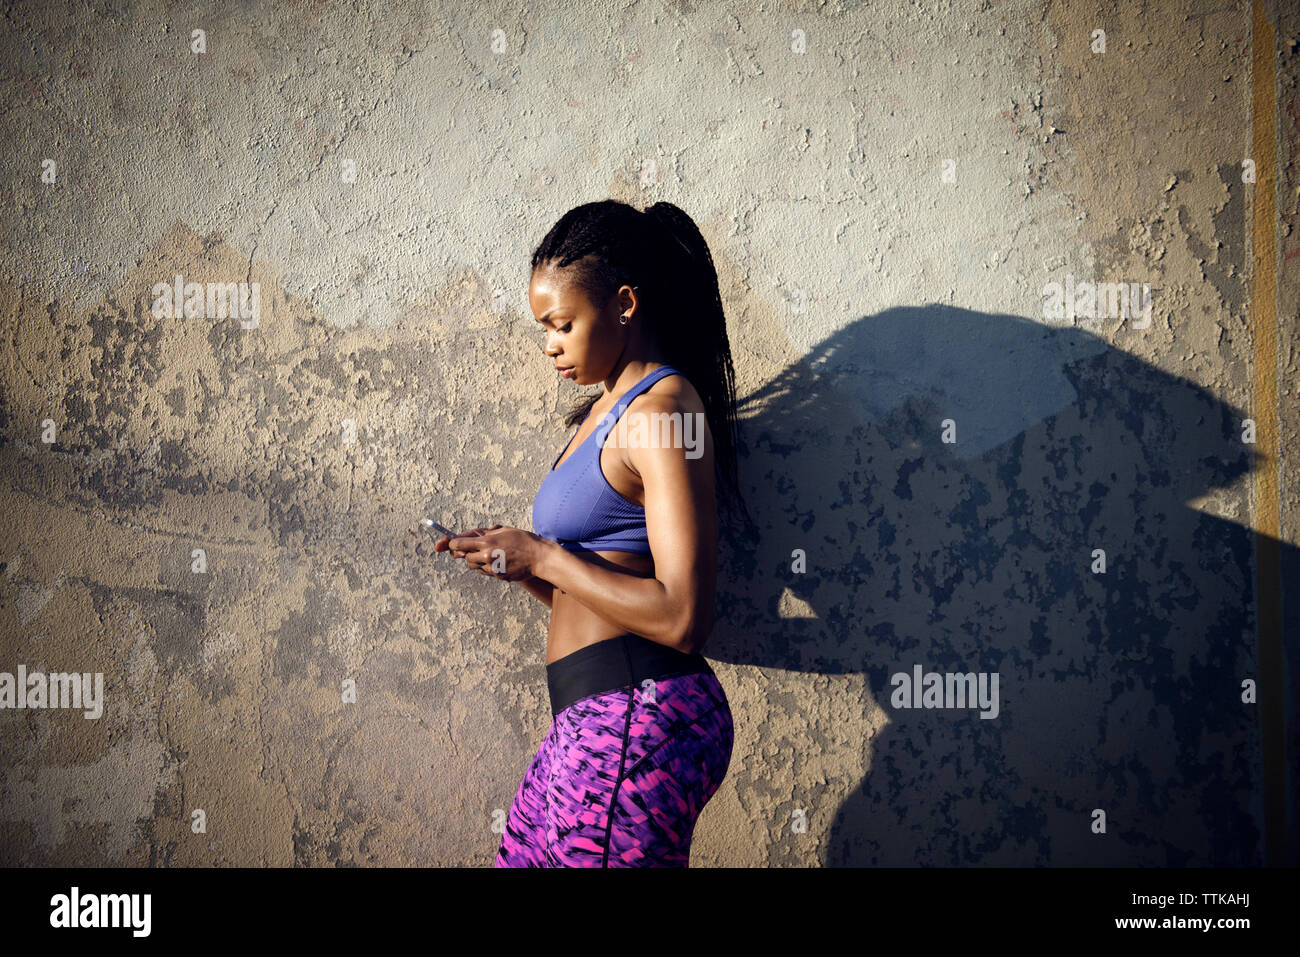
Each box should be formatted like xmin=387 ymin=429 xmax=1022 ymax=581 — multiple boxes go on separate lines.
xmin=515 ymin=574 xmax=555 ymax=608
xmin=534 ymin=394 xmax=717 ymax=653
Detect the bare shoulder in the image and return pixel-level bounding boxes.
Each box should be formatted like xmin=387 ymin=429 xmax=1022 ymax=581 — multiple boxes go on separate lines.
xmin=635 ymin=370 xmax=707 ymax=418
xmin=624 ymin=371 xmax=714 ymax=473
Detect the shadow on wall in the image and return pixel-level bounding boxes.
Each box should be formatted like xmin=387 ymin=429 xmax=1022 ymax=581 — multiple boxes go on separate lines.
xmin=708 ymin=304 xmax=1294 ymax=867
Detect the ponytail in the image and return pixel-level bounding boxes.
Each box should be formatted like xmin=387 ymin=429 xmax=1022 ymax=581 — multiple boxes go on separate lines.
xmin=641 ymin=203 xmax=753 ymax=534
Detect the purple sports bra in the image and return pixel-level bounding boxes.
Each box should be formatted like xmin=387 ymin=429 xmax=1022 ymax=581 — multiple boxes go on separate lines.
xmin=532 ymin=365 xmax=684 ymax=554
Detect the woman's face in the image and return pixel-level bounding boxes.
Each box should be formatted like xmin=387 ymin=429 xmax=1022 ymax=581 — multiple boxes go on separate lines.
xmin=529 ymin=265 xmax=625 ymax=387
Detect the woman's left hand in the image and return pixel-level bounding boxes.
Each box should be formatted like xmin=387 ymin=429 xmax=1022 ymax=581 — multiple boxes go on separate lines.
xmin=446 ymin=526 xmax=550 ymax=582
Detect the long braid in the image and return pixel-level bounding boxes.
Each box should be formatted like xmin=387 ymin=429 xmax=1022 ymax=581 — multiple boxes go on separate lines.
xmin=529 ymin=199 xmax=754 ymax=534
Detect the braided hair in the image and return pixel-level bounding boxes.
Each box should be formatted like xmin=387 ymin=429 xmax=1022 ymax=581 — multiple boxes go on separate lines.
xmin=530 ymin=199 xmax=754 ymax=533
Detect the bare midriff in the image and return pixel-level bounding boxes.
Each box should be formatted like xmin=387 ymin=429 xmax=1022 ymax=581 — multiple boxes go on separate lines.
xmin=545 ymin=550 xmax=655 ymax=665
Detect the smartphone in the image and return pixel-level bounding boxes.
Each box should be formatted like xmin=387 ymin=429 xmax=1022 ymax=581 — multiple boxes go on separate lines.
xmin=421 ymin=518 xmax=457 ymax=538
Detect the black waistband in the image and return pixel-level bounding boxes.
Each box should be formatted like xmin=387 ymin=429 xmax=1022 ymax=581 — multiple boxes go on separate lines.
xmin=546 ymin=633 xmax=714 ymax=716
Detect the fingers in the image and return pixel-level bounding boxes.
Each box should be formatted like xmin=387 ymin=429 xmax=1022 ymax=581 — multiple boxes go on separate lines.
xmin=424 ymin=525 xmax=503 ymax=554
xmin=452 ymin=525 xmax=502 ymax=542
xmin=447 ymin=525 xmax=500 ymax=555
xmin=431 ymin=527 xmax=476 ymax=553
xmin=437 ymin=525 xmax=509 ymax=567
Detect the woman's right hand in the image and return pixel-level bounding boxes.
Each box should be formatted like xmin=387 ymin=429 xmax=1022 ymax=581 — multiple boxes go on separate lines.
xmin=435 ymin=524 xmax=504 ymax=559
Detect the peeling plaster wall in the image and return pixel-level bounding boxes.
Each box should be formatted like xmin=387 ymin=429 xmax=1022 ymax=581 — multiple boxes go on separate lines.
xmin=1 ymin=0 xmax=1297 ymax=866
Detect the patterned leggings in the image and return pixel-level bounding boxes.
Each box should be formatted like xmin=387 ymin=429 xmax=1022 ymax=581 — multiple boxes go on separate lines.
xmin=495 ymin=670 xmax=734 ymax=867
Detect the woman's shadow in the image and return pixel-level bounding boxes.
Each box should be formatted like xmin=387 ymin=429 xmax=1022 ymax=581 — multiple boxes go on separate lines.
xmin=708 ymin=304 xmax=1296 ymax=866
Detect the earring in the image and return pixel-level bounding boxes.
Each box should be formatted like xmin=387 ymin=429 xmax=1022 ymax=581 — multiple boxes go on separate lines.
xmin=619 ymin=314 xmax=630 ymax=325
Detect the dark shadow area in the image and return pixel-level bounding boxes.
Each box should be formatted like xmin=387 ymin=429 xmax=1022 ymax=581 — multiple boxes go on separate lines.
xmin=707 ymin=304 xmax=1297 ymax=866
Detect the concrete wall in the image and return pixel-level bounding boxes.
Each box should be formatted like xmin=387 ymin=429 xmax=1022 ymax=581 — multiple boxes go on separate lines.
xmin=1 ymin=0 xmax=1296 ymax=865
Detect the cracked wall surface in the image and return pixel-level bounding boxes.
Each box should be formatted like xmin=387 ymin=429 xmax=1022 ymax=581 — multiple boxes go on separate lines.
xmin=1 ymin=0 xmax=1297 ymax=866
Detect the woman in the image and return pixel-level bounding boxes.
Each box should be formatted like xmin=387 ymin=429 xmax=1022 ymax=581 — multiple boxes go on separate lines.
xmin=435 ymin=199 xmax=751 ymax=867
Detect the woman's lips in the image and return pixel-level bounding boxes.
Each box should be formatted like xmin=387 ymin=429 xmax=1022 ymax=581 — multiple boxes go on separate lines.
xmin=559 ymin=366 xmax=575 ymax=378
